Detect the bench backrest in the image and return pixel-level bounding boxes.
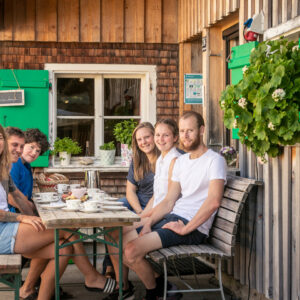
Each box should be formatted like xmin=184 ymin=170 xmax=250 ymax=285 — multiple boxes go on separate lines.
xmin=208 ymin=175 xmax=260 ymax=257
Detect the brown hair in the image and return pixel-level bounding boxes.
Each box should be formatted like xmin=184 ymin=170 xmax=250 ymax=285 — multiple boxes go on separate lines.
xmin=181 ymin=111 xmax=205 ymax=128
xmin=155 ymin=118 xmax=179 ymax=139
xmin=132 ymin=122 xmax=160 ymax=181
xmin=0 ymin=124 xmax=11 ymax=181
xmin=25 ymin=128 xmax=49 ymax=155
xmin=4 ymin=126 xmax=25 ymax=139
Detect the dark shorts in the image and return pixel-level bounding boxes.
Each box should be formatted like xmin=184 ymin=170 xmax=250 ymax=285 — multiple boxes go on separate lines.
xmin=149 ymin=214 xmax=207 ymax=248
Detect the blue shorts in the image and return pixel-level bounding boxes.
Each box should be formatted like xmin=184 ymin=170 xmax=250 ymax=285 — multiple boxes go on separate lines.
xmin=150 ymin=214 xmax=207 ymax=248
xmin=118 ymin=197 xmax=147 ymax=212
xmin=0 ymin=222 xmax=20 ymax=254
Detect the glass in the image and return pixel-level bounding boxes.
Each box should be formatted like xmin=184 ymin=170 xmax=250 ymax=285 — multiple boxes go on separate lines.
xmin=57 ymin=78 xmax=94 ymax=116
xmin=57 ymin=119 xmax=94 ymax=156
xmin=104 ymin=119 xmax=140 ymax=156
xmin=104 ymin=78 xmax=140 ymax=116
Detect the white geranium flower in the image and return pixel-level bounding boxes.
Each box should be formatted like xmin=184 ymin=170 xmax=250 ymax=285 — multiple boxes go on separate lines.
xmin=257 ymin=155 xmax=268 ymax=165
xmin=220 ymin=100 xmax=225 ymax=109
xmin=292 ymin=45 xmax=299 ymax=52
xmin=251 ymin=47 xmax=255 ymax=53
xmin=272 ymin=89 xmax=286 ymax=102
xmin=268 ymin=122 xmax=275 ymax=131
xmin=242 ymin=65 xmax=248 ymax=74
xmin=238 ymin=97 xmax=247 ymax=108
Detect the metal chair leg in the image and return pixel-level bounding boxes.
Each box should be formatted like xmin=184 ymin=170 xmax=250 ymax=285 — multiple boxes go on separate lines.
xmin=163 ymin=260 xmax=168 ymax=300
xmin=14 ymin=273 xmax=21 ymax=300
xmin=217 ymin=259 xmax=225 ymax=300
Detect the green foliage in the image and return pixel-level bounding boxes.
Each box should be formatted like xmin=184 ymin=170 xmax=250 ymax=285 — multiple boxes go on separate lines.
xmin=220 ymin=38 xmax=300 ymax=160
xmin=52 ymin=137 xmax=82 ymax=155
xmin=99 ymin=141 xmax=116 ymax=150
xmin=113 ymin=119 xmax=138 ymax=147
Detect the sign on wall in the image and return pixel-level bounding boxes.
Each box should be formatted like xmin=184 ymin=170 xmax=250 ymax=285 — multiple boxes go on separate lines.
xmin=184 ymin=74 xmax=203 ymax=104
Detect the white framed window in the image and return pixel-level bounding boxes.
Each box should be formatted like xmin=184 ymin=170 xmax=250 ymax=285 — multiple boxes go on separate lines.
xmin=45 ymin=64 xmax=157 ymax=157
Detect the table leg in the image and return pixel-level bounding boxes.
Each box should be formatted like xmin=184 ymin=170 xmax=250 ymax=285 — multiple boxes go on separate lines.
xmin=118 ymin=226 xmax=123 ymax=300
xmin=55 ymin=229 xmax=60 ymax=300
xmin=93 ymin=227 xmax=97 ymax=268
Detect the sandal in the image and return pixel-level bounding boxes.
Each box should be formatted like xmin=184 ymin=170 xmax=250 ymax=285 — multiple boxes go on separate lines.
xmin=85 ymin=278 xmax=117 ymax=294
xmin=105 ymin=270 xmax=115 ymax=279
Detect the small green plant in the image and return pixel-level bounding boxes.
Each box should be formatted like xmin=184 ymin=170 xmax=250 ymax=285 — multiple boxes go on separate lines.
xmin=52 ymin=137 xmax=82 ymax=155
xmin=113 ymin=119 xmax=138 ymax=147
xmin=220 ymin=38 xmax=300 ymax=162
xmin=99 ymin=141 xmax=116 ymax=150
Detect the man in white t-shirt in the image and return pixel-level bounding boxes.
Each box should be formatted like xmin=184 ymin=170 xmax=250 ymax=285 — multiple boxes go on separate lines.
xmin=123 ymin=111 xmax=226 ymax=300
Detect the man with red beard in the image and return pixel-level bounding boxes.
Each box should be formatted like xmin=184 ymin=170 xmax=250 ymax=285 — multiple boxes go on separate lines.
xmin=122 ymin=111 xmax=227 ymax=300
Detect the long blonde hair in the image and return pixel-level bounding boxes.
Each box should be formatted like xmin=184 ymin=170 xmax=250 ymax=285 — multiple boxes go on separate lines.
xmin=0 ymin=124 xmax=11 ymax=181
xmin=132 ymin=122 xmax=160 ymax=181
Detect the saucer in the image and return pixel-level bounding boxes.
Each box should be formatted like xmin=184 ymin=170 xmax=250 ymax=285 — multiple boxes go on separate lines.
xmin=102 ymin=206 xmax=127 ymax=211
xmin=62 ymin=207 xmax=79 ymax=212
xmin=101 ymin=201 xmax=124 ymax=206
xmin=79 ymin=208 xmax=102 ymax=214
xmin=103 ymin=197 xmax=119 ymax=201
xmin=41 ymin=203 xmax=66 ymax=210
xmin=37 ymin=198 xmax=59 ymax=204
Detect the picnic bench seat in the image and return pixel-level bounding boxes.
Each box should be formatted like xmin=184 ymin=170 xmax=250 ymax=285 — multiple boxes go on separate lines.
xmin=147 ymin=175 xmax=262 ymax=300
xmin=0 ymin=254 xmax=22 ymax=300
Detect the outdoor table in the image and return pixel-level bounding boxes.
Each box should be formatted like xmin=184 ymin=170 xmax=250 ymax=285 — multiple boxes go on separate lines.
xmin=33 ymin=198 xmax=140 ymax=300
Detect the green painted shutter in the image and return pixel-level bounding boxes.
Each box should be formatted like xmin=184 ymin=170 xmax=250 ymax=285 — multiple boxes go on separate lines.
xmin=0 ymin=70 xmax=49 ymax=167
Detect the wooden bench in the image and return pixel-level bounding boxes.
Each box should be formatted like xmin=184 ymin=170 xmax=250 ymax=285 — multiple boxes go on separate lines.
xmin=147 ymin=175 xmax=262 ymax=300
xmin=0 ymin=254 xmax=22 ymax=300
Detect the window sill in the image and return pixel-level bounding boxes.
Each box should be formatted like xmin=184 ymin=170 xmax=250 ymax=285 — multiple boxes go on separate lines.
xmin=44 ymin=156 xmax=129 ymax=173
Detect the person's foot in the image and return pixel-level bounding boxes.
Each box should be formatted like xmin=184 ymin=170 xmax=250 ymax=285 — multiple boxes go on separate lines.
xmin=105 ymin=266 xmax=116 ymax=279
xmin=103 ymin=281 xmax=135 ymax=300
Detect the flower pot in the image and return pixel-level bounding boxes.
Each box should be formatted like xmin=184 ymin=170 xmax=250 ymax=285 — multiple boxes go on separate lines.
xmin=99 ymin=149 xmax=116 ymax=165
xmin=59 ymin=152 xmax=71 ymax=166
xmin=121 ymin=144 xmax=132 ymax=167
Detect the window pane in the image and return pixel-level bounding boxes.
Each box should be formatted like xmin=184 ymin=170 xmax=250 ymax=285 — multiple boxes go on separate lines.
xmin=57 ymin=119 xmax=94 ymax=156
xmin=104 ymin=78 xmax=140 ymax=116
xmin=57 ymin=78 xmax=94 ymax=116
xmin=104 ymin=119 xmax=140 ymax=156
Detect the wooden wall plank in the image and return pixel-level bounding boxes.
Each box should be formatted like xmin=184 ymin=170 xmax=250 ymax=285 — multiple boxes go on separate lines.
xmin=263 ymin=159 xmax=273 ymax=298
xmin=282 ymin=0 xmax=288 ymax=23
xmin=291 ymin=145 xmax=300 ymax=300
xmin=272 ymin=156 xmax=283 ymax=300
xmin=282 ymin=147 xmax=292 ymax=300
xmin=58 ymin=0 xmax=79 ymax=42
xmin=125 ymin=0 xmax=144 ymax=43
xmin=80 ymin=0 xmax=100 ymax=42
xmin=36 ymin=0 xmax=57 ymax=41
xmin=272 ymin=0 xmax=279 ymax=26
xmin=162 ymin=0 xmax=177 ymax=43
xmin=102 ymin=0 xmax=124 ymax=42
xmin=13 ymin=0 xmax=35 ymax=41
xmin=179 ymin=42 xmax=185 ymax=115
xmin=263 ymin=0 xmax=271 ymax=30
xmin=197 ymin=0 xmax=201 ymax=32
xmin=182 ymin=42 xmax=192 ymax=112
xmin=0 ymin=0 xmax=13 ymax=40
xmin=239 ymin=0 xmax=248 ymax=44
xmin=145 ymin=0 xmax=162 ymax=43
xmin=291 ymin=0 xmax=298 ymax=18
xmin=207 ymin=0 xmax=211 ymax=25
xmin=225 ymin=0 xmax=230 ymax=15
xmin=193 ymin=0 xmax=198 ymax=35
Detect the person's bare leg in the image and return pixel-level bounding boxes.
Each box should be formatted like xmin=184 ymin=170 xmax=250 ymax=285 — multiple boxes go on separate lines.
xmin=123 ymin=232 xmax=162 ymax=289
xmin=19 ymin=258 xmax=48 ymax=298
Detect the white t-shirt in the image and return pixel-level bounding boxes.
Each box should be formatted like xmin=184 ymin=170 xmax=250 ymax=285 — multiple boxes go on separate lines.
xmin=0 ymin=183 xmax=8 ymax=212
xmin=171 ymin=149 xmax=226 ymax=236
xmin=153 ymin=147 xmax=182 ymax=208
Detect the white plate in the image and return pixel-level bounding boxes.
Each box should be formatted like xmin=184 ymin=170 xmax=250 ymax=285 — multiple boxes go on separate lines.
xmin=101 ymin=201 xmax=124 ymax=206
xmin=61 ymin=207 xmax=79 ymax=212
xmin=37 ymin=198 xmax=59 ymax=204
xmin=41 ymin=203 xmax=66 ymax=209
xmin=79 ymin=208 xmax=102 ymax=214
xmin=103 ymin=197 xmax=119 ymax=201
xmin=102 ymin=206 xmax=127 ymax=211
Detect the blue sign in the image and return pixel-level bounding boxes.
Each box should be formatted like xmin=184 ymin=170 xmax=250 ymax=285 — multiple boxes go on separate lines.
xmin=184 ymin=74 xmax=203 ymax=104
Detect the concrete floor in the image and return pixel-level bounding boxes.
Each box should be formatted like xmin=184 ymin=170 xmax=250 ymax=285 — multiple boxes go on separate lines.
xmin=0 ymin=243 xmax=231 ymax=300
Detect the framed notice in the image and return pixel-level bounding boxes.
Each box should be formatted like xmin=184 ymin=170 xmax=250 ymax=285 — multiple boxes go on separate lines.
xmin=184 ymin=74 xmax=203 ymax=104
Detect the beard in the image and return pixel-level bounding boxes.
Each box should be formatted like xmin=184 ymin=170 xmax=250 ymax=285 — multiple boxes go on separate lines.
xmin=180 ymin=133 xmax=201 ymax=152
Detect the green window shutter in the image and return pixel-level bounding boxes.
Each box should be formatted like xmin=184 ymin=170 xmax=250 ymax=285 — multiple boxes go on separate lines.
xmin=0 ymin=70 xmax=49 ymax=167
xmin=228 ymin=41 xmax=259 ymax=84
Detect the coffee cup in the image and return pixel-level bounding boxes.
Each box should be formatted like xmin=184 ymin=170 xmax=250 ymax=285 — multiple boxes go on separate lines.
xmin=66 ymin=199 xmax=81 ymax=210
xmin=55 ymin=184 xmax=69 ymax=194
xmin=69 ymin=183 xmax=81 ymax=189
xmin=93 ymin=193 xmax=104 ymax=201
xmin=82 ymin=201 xmax=99 ymax=211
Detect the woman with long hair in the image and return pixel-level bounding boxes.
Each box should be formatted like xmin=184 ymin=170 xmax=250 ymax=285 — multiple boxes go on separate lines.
xmin=0 ymin=124 xmax=116 ymax=300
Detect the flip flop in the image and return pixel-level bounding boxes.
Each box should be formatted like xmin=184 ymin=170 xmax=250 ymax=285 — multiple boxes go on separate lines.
xmin=20 ymin=291 xmax=38 ymax=300
xmin=85 ymin=278 xmax=116 ymax=294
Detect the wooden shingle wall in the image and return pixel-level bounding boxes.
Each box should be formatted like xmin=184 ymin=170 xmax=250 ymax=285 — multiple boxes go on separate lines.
xmin=0 ymin=0 xmax=178 ymax=43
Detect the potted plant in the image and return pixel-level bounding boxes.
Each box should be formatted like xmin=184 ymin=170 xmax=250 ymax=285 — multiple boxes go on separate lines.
xmin=99 ymin=141 xmax=116 ymax=165
xmin=113 ymin=119 xmax=138 ymax=166
xmin=220 ymin=38 xmax=300 ymax=163
xmin=52 ymin=137 xmax=82 ymax=166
